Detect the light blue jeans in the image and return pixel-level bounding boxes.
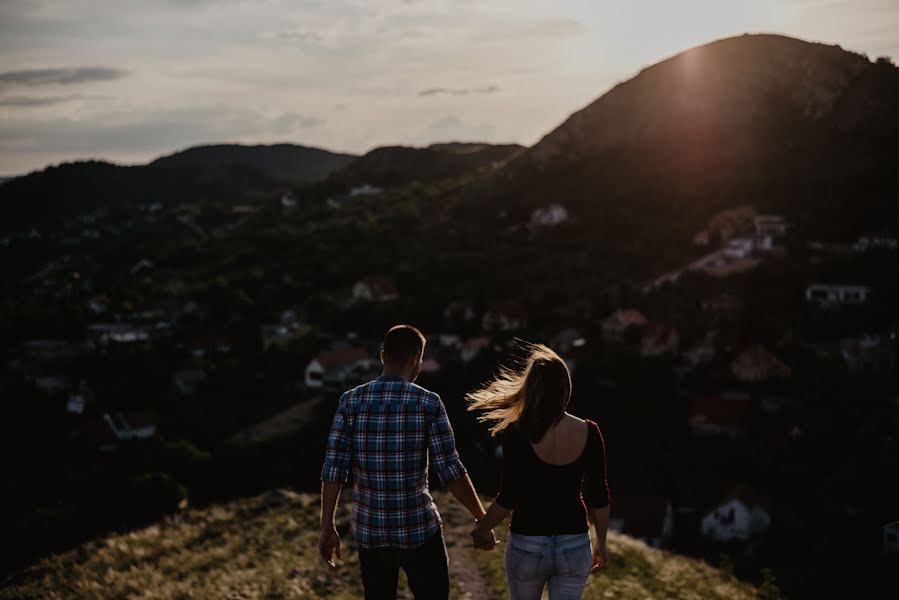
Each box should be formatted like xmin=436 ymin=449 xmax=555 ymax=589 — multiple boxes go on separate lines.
xmin=504 ymin=532 xmax=592 ymax=600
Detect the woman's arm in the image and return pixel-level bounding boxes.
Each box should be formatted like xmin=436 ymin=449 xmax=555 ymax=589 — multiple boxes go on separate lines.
xmin=590 ymin=505 xmax=610 ymax=571
xmin=471 ymin=501 xmax=511 ymax=549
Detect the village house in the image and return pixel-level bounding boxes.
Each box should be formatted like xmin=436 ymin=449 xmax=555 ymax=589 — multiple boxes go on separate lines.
xmin=723 ymin=236 xmax=771 ymax=259
xmin=754 ymin=215 xmax=788 ymax=238
xmin=353 ymin=276 xmax=399 ymax=303
xmin=689 ymin=392 xmax=752 ymax=438
xmin=641 ymin=323 xmax=679 ymax=357
xmin=805 ymin=283 xmax=871 ymax=305
xmin=103 ymin=410 xmax=158 ymax=441
xmin=66 ymin=380 xmax=95 ymax=415
xmin=461 ymin=336 xmax=491 ymax=364
xmin=260 ymin=322 xmax=312 ymax=352
xmin=549 ymin=328 xmax=586 ymax=355
xmin=731 ymin=345 xmax=791 ymax=382
xmin=854 ymin=235 xmax=897 ymax=252
xmin=529 ymin=203 xmax=569 ymax=228
xmin=87 ymin=323 xmax=151 ymax=352
xmin=172 ymin=368 xmax=207 ymax=396
xmin=701 ymin=484 xmax=772 ymax=543
xmin=482 ymin=301 xmax=526 ymax=332
xmin=32 ymin=373 xmax=72 ymax=395
xmin=87 ymin=294 xmax=110 ymax=315
xmin=601 ymin=309 xmax=648 ymax=344
xmin=349 ymin=184 xmax=382 ymax=197
xmin=281 ymin=192 xmax=298 ymax=209
xmin=840 ymin=333 xmax=896 ymax=376
xmin=884 ymin=521 xmax=899 ymax=554
xmin=304 ymin=347 xmax=378 ymax=389
xmin=609 ymin=494 xmax=674 ymax=549
xmin=129 ymin=259 xmax=154 ymax=277
xmin=706 ymin=205 xmax=756 ymax=243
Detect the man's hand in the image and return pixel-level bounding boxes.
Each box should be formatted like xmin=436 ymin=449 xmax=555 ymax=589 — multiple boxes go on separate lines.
xmin=470 ymin=526 xmax=497 ymax=551
xmin=591 ymin=540 xmax=608 ymax=573
xmin=319 ymin=526 xmax=341 ymax=568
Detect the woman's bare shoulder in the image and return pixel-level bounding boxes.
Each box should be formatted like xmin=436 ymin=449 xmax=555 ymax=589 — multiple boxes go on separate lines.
xmin=563 ymin=413 xmax=587 ymax=426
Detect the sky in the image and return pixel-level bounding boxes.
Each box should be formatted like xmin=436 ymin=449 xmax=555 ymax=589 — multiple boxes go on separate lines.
xmin=1 ymin=0 xmax=897 ymax=175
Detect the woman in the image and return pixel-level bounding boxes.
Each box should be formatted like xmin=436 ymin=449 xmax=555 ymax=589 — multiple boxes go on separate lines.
xmin=467 ymin=342 xmax=610 ymax=600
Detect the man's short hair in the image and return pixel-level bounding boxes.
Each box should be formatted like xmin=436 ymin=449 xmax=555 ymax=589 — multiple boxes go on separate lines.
xmin=383 ymin=324 xmax=426 ymax=365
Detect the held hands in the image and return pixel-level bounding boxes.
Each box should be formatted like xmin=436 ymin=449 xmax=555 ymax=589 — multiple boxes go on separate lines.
xmin=591 ymin=540 xmax=608 ymax=573
xmin=319 ymin=525 xmax=341 ymax=568
xmin=470 ymin=525 xmax=497 ymax=551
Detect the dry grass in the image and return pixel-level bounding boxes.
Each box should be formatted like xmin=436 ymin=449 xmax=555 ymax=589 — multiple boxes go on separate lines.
xmin=3 ymin=490 xmax=762 ymax=599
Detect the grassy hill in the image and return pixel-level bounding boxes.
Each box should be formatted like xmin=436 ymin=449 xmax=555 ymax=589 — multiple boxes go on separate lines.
xmin=1 ymin=490 xmax=764 ymax=600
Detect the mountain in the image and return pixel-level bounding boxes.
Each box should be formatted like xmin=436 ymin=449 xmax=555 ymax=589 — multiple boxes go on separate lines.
xmin=150 ymin=143 xmax=356 ymax=185
xmin=0 ymin=490 xmax=762 ymax=600
xmin=314 ymin=142 xmax=524 ymax=194
xmin=466 ymin=34 xmax=899 ymax=279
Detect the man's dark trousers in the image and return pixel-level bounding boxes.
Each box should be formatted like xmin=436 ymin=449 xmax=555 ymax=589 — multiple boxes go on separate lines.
xmin=357 ymin=529 xmax=450 ymax=599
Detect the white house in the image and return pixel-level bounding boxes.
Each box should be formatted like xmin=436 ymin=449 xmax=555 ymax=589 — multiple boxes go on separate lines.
xmin=754 ymin=215 xmax=788 ymax=238
xmin=102 ymin=411 xmax=157 ymax=441
xmin=840 ymin=333 xmax=895 ymax=375
xmin=701 ymin=485 xmax=772 ymax=542
xmin=724 ymin=236 xmax=772 ymax=259
xmin=884 ymin=521 xmax=899 ymax=554
xmin=529 ymin=204 xmax=569 ymax=227
xmin=805 ymin=284 xmax=871 ymax=305
xmin=305 ymin=347 xmax=377 ymax=389
xmin=66 ymin=381 xmax=95 ymax=415
xmin=129 ymin=259 xmax=154 ymax=276
xmin=349 ymin=184 xmax=382 ymax=197
xmin=854 ymin=236 xmax=897 ymax=253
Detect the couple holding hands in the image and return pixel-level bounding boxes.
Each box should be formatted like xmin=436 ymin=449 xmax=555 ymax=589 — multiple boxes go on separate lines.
xmin=319 ymin=325 xmax=610 ymax=600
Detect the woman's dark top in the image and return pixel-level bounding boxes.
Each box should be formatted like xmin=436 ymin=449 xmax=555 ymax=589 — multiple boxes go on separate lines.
xmin=495 ymin=418 xmax=610 ymax=535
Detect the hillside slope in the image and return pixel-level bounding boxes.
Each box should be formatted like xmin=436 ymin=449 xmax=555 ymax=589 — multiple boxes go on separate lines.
xmin=150 ymin=143 xmax=356 ymax=184
xmin=466 ymin=34 xmax=899 ymax=280
xmin=1 ymin=490 xmax=761 ymax=600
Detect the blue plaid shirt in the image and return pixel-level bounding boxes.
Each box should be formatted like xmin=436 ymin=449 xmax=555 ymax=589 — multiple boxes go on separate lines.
xmin=321 ymin=375 xmax=467 ymax=549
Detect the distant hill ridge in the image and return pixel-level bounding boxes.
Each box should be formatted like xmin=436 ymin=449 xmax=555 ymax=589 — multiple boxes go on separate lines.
xmin=149 ymin=143 xmax=357 ymax=185
xmin=0 ymin=489 xmax=762 ymax=599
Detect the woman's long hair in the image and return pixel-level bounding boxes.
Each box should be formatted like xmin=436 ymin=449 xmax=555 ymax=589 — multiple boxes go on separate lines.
xmin=465 ymin=341 xmax=572 ymax=443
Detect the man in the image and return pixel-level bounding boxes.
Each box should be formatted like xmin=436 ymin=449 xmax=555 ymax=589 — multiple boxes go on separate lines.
xmin=319 ymin=324 xmax=495 ymax=599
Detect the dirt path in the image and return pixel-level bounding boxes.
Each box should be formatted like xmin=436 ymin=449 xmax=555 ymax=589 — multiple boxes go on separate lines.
xmin=449 ymin=546 xmax=491 ymax=600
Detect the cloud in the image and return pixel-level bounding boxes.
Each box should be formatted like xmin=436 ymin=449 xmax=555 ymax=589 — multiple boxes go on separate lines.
xmin=0 ymin=67 xmax=128 ymax=88
xmin=418 ymin=84 xmax=500 ymax=97
xmin=424 ymin=115 xmax=496 ymax=142
xmin=0 ymin=105 xmax=328 ymax=158
xmin=0 ymin=94 xmax=109 ymax=107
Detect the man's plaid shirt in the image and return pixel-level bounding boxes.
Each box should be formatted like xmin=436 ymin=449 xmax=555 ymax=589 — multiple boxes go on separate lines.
xmin=321 ymin=375 xmax=467 ymax=549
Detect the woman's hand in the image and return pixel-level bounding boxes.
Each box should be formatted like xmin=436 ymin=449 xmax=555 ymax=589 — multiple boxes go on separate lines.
xmin=470 ymin=525 xmax=497 ymax=550
xmin=591 ymin=540 xmax=608 ymax=572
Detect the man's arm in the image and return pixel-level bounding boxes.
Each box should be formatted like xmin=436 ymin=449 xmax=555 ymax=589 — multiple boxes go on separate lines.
xmin=319 ymin=393 xmax=352 ymax=568
xmin=446 ymin=474 xmax=486 ymax=521
xmin=319 ymin=481 xmax=343 ymax=567
xmin=428 ymin=395 xmax=485 ymax=521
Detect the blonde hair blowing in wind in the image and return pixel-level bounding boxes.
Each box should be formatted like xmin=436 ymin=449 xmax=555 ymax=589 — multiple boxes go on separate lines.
xmin=465 ymin=341 xmax=572 ymax=443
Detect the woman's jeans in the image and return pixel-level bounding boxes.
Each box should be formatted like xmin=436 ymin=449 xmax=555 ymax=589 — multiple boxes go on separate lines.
xmin=505 ymin=532 xmax=592 ymax=600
